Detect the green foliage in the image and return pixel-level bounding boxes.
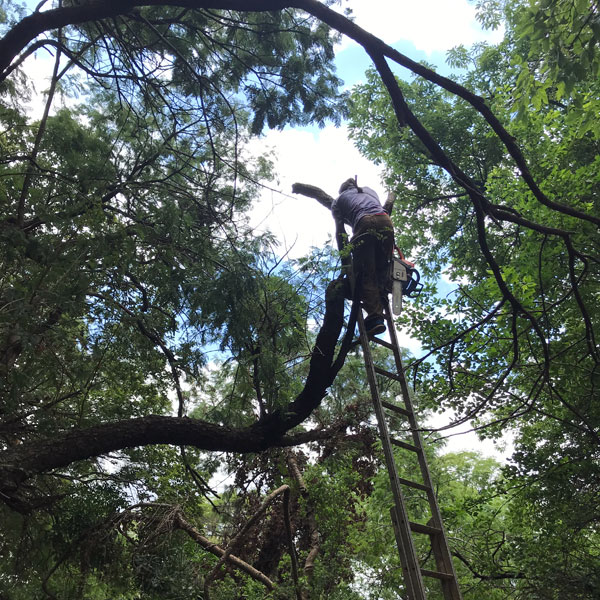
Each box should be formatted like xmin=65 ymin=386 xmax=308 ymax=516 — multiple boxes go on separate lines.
xmin=0 ymin=3 xmax=348 ymax=598
xmin=347 ymin=2 xmax=600 ymax=597
xmin=513 ymin=0 xmax=600 ymax=101
xmin=2 ymin=1 xmax=600 ymax=599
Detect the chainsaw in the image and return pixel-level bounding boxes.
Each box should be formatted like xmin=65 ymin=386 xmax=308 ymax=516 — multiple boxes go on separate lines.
xmin=390 ymin=248 xmax=423 ymax=315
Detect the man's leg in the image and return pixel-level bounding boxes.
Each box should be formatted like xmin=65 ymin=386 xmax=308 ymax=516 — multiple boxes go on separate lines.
xmin=352 ymin=232 xmax=385 ymax=334
xmin=376 ymin=228 xmax=394 ymax=301
xmin=359 ymin=245 xmax=384 ymax=318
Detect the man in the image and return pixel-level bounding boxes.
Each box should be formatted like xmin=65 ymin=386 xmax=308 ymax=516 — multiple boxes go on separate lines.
xmin=331 ymin=178 xmax=394 ymax=336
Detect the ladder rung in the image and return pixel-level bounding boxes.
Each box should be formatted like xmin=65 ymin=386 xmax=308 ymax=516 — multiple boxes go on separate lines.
xmin=409 ymin=521 xmax=442 ymax=536
xmin=420 ymin=568 xmax=454 ymax=581
xmin=381 ymin=400 xmax=411 ymax=418
xmin=374 ymin=366 xmax=402 ymax=382
xmin=372 ymin=337 xmax=394 ymax=350
xmin=390 ymin=438 xmax=421 ymax=453
xmin=397 ymin=477 xmax=431 ymax=492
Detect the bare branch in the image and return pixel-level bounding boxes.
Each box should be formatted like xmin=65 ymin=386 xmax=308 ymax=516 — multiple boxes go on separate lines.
xmin=291 ymin=182 xmax=334 ymax=210
xmin=287 ymin=450 xmax=319 ymax=591
xmin=173 ymin=509 xmax=275 ymax=590
xmin=204 ymin=484 xmax=290 ymax=599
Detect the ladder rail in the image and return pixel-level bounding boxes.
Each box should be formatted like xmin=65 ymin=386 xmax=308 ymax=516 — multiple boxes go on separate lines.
xmin=382 ymin=302 xmax=462 ymax=598
xmin=357 ymin=300 xmax=463 ymax=600
xmin=357 ymin=309 xmax=427 ymax=600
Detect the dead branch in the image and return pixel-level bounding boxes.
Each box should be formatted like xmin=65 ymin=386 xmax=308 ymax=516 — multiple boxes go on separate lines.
xmin=203 ymin=484 xmax=291 ymax=599
xmin=173 ymin=510 xmax=275 ymax=590
xmin=286 ymin=450 xmax=320 ymax=589
xmin=282 ymin=486 xmax=303 ymax=600
xmin=291 ymin=183 xmax=395 ymax=216
xmin=291 ymin=182 xmax=334 ymax=210
xmin=299 ymin=0 xmax=600 ymax=228
xmin=383 ymin=191 xmax=395 ymax=216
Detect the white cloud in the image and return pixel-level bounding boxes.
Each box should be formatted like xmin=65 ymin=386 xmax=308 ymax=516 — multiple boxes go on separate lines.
xmin=245 ymin=0 xmax=507 ymax=258
xmin=246 ymin=127 xmax=428 ymax=356
xmin=335 ymin=0 xmax=504 ymax=54
xmin=427 ymin=409 xmax=515 ymax=460
xmin=247 ymin=125 xmax=384 ymax=258
xmin=441 ymin=265 xmax=470 ymax=286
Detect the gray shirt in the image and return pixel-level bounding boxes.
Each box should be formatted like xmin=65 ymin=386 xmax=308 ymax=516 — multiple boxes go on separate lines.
xmin=331 ymin=186 xmax=385 ymax=231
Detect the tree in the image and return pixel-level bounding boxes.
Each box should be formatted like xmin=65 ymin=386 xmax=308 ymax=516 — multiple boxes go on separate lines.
xmin=0 ymin=0 xmax=353 ymax=504
xmin=1 ymin=0 xmax=596 ymax=503
xmin=1 ymin=0 xmax=599 ymax=598
xmin=0 ymin=2 xmax=352 ymax=597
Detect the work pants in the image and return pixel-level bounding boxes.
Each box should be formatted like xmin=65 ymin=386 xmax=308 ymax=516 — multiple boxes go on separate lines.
xmin=351 ymin=214 xmax=394 ymax=320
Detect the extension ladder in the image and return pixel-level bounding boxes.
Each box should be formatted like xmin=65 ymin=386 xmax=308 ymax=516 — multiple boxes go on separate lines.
xmin=356 ymin=303 xmax=462 ymax=600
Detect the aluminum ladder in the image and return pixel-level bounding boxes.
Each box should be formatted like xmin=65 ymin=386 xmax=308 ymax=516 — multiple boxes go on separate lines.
xmin=356 ymin=302 xmax=463 ymax=600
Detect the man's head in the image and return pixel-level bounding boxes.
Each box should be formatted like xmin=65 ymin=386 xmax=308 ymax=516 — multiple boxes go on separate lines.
xmin=338 ymin=177 xmax=357 ymax=194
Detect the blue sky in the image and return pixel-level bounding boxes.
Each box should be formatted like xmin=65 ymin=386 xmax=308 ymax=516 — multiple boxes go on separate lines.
xmin=249 ymin=0 xmax=503 ymax=258
xmin=335 ymin=39 xmax=454 ymax=87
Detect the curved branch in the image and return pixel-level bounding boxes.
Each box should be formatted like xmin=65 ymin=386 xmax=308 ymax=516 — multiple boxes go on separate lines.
xmin=291 ymin=182 xmax=334 ymax=210
xmin=0 ymin=1 xmax=292 ymax=81
xmin=453 ymin=549 xmax=525 ymax=581
xmin=1 ymin=413 xmax=358 ymax=510
xmin=355 ymin=47 xmax=555 ymax=378
xmin=204 ymin=484 xmax=290 ymax=599
xmin=2 ymin=0 xmax=598 ymax=229
xmin=0 ymin=420 xmax=348 ymax=507
xmin=298 ymin=0 xmax=600 ymax=228
xmin=0 ymin=273 xmax=345 ymax=508
xmin=173 ymin=510 xmax=275 ymax=590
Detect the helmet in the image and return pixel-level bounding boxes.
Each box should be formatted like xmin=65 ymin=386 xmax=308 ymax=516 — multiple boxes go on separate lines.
xmin=338 ymin=178 xmax=357 ymax=194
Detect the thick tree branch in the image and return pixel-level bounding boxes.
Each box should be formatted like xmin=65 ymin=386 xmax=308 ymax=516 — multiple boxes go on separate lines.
xmin=0 ymin=407 xmax=357 ymax=508
xmin=0 ymin=274 xmax=345 ymax=507
xmin=291 ymin=182 xmax=334 ymax=210
xmin=0 ymin=0 xmax=293 ymax=80
xmin=297 ymin=0 xmax=600 ymax=228
xmin=0 ymin=418 xmax=349 ymax=506
xmin=3 ymin=0 xmax=598 ymax=231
